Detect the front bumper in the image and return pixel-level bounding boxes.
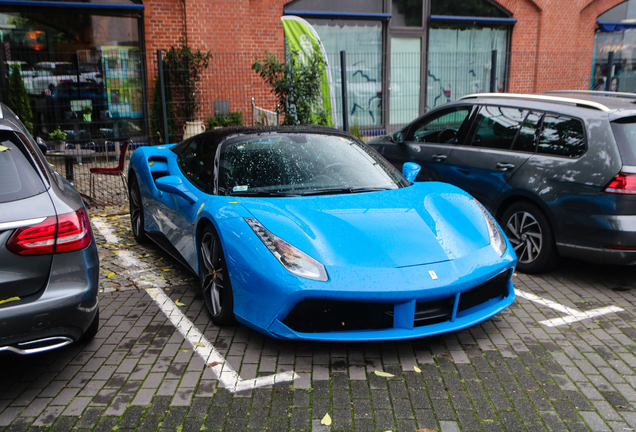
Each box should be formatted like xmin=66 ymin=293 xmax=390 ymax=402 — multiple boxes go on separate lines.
xmin=229 ymin=241 xmax=517 ymax=341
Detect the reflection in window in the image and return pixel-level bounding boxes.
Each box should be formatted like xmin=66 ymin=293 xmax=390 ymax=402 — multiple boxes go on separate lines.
xmin=0 ymin=11 xmax=142 ymax=143
xmin=409 ymin=107 xmax=471 ymax=143
xmin=392 ymin=0 xmax=422 ymax=27
xmin=469 ymin=106 xmax=525 ymax=150
xmin=511 ymin=112 xmax=540 ymax=152
xmin=431 ymin=0 xmax=508 ymax=17
xmin=310 ymin=20 xmax=382 ymax=127
xmin=538 ymin=116 xmax=585 ymax=158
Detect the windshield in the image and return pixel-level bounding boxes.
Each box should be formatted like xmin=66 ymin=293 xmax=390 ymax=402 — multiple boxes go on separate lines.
xmin=218 ymin=133 xmax=408 ymax=196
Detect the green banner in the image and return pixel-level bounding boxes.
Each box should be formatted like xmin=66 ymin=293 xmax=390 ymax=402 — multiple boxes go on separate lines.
xmin=281 ymin=16 xmax=336 ymax=127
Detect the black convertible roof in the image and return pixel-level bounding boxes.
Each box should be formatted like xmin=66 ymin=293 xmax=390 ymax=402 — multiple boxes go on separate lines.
xmin=170 ymin=125 xmax=352 ymax=155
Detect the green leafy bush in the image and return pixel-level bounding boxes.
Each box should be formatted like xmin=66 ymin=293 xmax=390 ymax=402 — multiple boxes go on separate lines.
xmin=163 ymin=45 xmax=211 ymax=122
xmin=207 ymin=111 xmax=243 ymax=128
xmin=252 ymin=50 xmax=328 ymax=126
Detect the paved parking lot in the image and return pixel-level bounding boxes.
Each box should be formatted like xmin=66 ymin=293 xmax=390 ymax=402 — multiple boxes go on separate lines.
xmin=2 ymin=208 xmax=636 ymax=432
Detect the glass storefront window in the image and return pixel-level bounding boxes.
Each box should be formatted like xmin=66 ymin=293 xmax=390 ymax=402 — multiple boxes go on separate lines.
xmin=392 ymin=0 xmax=423 ymax=27
xmin=390 ymin=37 xmax=421 ymax=125
xmin=0 ymin=10 xmax=143 ymax=144
xmin=427 ymin=24 xmax=507 ymax=109
xmin=308 ymin=19 xmax=383 ymax=128
xmin=592 ymin=0 xmax=636 ymax=92
xmin=430 ymin=0 xmax=508 ymax=17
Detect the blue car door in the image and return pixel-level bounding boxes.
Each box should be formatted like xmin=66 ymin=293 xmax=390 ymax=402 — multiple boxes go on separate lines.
xmin=380 ymin=106 xmax=473 ymax=182
xmin=156 ymin=135 xmax=215 ymax=268
xmin=443 ymin=107 xmax=540 ymax=210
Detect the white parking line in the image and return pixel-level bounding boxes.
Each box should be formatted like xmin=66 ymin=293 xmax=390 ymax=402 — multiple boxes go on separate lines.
xmin=92 ymin=217 xmax=298 ymax=393
xmin=515 ymin=289 xmax=624 ymax=327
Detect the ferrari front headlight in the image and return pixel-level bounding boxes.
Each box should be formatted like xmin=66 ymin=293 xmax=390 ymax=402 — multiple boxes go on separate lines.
xmin=472 ymin=198 xmax=507 ymax=257
xmin=245 ymin=218 xmax=328 ymax=281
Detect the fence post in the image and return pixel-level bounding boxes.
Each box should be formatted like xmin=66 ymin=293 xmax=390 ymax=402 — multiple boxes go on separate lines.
xmin=490 ymin=50 xmax=498 ymax=93
xmin=157 ymin=50 xmax=169 ymax=144
xmin=0 ymin=44 xmax=7 ymax=104
xmin=340 ymin=50 xmax=348 ymax=133
xmin=607 ymin=51 xmax=615 ymax=91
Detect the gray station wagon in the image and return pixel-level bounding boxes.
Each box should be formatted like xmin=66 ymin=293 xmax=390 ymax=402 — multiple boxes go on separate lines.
xmin=369 ymin=91 xmax=636 ymax=273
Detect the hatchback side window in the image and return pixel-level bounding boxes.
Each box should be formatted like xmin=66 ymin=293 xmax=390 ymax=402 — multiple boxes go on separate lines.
xmin=469 ymin=106 xmax=526 ymax=150
xmin=538 ymin=116 xmax=586 ymax=157
xmin=406 ymin=107 xmax=471 ymax=144
xmin=510 ymin=112 xmax=541 ymax=152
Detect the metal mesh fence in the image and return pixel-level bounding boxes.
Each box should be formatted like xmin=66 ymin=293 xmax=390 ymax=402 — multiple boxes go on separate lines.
xmin=4 ymin=49 xmax=598 ymax=206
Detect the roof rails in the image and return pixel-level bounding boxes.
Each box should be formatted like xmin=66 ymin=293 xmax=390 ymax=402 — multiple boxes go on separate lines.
xmin=458 ymin=93 xmax=611 ymax=112
xmin=544 ymin=90 xmax=636 ymax=100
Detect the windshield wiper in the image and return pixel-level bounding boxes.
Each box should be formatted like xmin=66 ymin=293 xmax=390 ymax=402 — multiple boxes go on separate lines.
xmin=298 ymin=187 xmax=392 ymax=196
xmin=228 ymin=190 xmax=299 ymax=197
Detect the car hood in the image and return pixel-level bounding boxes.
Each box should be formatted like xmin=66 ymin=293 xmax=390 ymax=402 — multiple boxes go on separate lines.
xmin=238 ymin=182 xmax=491 ymax=269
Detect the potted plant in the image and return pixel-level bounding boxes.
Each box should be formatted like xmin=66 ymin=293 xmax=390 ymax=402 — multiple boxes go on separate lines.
xmin=164 ymin=45 xmax=211 ymax=139
xmin=49 ymin=128 xmax=67 ymax=152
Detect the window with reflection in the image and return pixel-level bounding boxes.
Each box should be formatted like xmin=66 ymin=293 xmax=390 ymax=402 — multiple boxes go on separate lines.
xmin=538 ymin=116 xmax=586 ymax=158
xmin=0 ymin=10 xmax=143 ymax=144
xmin=469 ymin=106 xmax=525 ymax=150
xmin=407 ymin=107 xmax=471 ymax=143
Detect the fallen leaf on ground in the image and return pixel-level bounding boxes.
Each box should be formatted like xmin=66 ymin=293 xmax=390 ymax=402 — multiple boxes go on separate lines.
xmin=0 ymin=145 xmax=11 ymax=152
xmin=208 ymin=361 xmax=221 ymax=368
xmin=183 ymin=350 xmax=188 ymax=353
xmin=321 ymin=413 xmax=331 ymax=426
xmin=160 ymin=268 xmax=170 ymax=272
xmin=374 ymin=370 xmax=394 ymax=377
xmin=174 ymin=300 xmax=185 ymax=307
xmin=193 ymin=342 xmax=205 ymax=347
xmin=164 ymin=288 xmax=170 ymax=291
xmin=107 ymin=272 xmax=116 ymax=278
xmin=414 ymin=365 xmax=422 ymax=373
xmin=416 ymin=429 xmax=438 ymax=432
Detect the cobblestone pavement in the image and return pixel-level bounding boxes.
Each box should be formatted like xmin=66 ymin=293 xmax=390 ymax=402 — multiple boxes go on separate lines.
xmin=2 ymin=207 xmax=636 ymax=431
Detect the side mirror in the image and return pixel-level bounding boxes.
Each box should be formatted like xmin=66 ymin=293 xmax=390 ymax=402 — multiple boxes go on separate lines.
xmin=402 ymin=162 xmax=421 ymax=182
xmin=155 ymin=176 xmax=197 ymax=204
xmin=392 ymin=130 xmax=404 ymax=144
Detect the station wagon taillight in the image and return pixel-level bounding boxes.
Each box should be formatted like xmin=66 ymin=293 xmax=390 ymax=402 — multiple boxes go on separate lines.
xmin=604 ymin=173 xmax=636 ymax=195
xmin=6 ymin=208 xmax=92 ymax=255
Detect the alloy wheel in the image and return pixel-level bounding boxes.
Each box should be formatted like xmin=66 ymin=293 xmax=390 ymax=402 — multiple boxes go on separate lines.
xmin=200 ymin=231 xmax=225 ymax=316
xmin=505 ymin=211 xmax=543 ymax=264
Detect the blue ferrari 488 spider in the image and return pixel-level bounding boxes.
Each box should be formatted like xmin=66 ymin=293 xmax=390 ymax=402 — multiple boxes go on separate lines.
xmin=128 ymin=126 xmax=516 ymax=341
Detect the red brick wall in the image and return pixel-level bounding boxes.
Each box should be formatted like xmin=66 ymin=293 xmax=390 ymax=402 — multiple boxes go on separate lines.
xmin=494 ymin=0 xmax=625 ymax=93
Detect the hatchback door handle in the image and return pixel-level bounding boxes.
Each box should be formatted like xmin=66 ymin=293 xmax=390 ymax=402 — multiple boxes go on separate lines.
xmin=495 ymin=162 xmax=515 ymax=171
xmin=432 ymin=154 xmax=447 ymax=162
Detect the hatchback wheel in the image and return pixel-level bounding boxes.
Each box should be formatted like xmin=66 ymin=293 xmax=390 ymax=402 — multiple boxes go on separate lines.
xmin=129 ymin=176 xmax=147 ymax=244
xmin=501 ymin=202 xmax=557 ymax=274
xmin=199 ymin=225 xmax=235 ymax=325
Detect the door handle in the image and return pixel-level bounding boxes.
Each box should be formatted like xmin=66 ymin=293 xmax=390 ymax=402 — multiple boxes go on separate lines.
xmin=495 ymin=162 xmax=515 ymax=171
xmin=432 ymin=154 xmax=447 ymax=162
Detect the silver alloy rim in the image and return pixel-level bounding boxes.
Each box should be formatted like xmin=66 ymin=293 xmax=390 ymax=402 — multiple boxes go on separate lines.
xmin=130 ymin=185 xmax=142 ymax=237
xmin=200 ymin=232 xmax=224 ymax=316
xmin=506 ymin=211 xmax=542 ymax=264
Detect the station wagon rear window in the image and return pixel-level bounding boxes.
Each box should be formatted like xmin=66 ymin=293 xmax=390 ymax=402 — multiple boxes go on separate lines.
xmin=537 ymin=116 xmax=586 ymax=158
xmin=0 ymin=134 xmax=46 ymax=203
xmin=611 ymin=117 xmax=636 ymax=166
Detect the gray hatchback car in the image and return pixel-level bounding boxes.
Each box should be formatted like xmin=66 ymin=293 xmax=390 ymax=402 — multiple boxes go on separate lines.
xmin=0 ymin=104 xmax=99 ymax=354
xmin=369 ymin=91 xmax=636 ymax=273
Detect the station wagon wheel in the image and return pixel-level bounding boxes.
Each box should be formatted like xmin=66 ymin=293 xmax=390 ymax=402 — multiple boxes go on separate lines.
xmin=128 ymin=176 xmax=147 ymax=244
xmin=501 ymin=202 xmax=557 ymax=274
xmin=199 ymin=225 xmax=235 ymax=325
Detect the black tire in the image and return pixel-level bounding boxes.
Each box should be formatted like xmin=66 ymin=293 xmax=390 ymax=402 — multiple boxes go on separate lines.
xmin=79 ymin=309 xmax=99 ymax=342
xmin=501 ymin=201 xmax=558 ymax=274
xmin=129 ymin=175 xmax=147 ymax=244
xmin=199 ymin=224 xmax=235 ymax=325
